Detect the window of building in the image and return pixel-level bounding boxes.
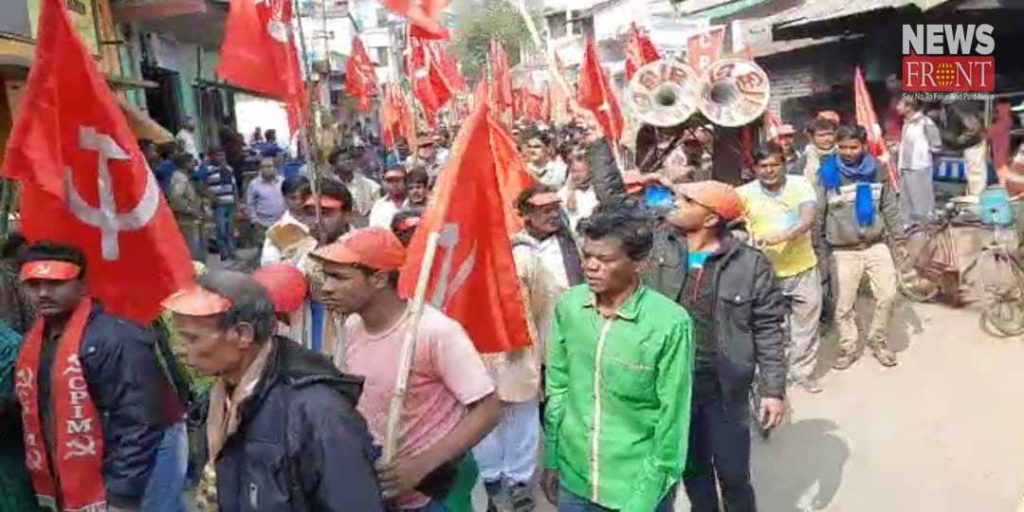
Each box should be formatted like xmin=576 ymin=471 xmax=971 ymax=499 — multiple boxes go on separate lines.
xmin=546 ymin=12 xmax=567 ymax=38
xmin=376 ymin=48 xmax=389 ymax=68
xmin=569 ymin=11 xmax=593 ymax=37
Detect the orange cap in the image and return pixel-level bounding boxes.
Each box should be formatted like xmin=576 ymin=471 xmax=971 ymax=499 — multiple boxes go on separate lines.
xmin=526 ymin=192 xmax=562 ymax=207
xmin=253 ymin=263 xmax=308 ymax=314
xmin=304 ymin=195 xmax=344 ymax=209
xmin=161 ymin=286 xmax=232 ymax=317
xmin=676 ymin=181 xmax=743 ymax=221
xmin=311 ymin=227 xmax=406 ymax=271
xmin=19 ymin=260 xmax=82 ymax=282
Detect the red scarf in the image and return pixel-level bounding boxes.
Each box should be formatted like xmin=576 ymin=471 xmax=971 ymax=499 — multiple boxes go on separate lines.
xmin=15 ymin=297 xmax=106 ymax=511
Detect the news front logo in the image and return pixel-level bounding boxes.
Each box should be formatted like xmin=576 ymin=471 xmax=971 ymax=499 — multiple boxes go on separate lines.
xmin=902 ymin=24 xmax=995 ymax=97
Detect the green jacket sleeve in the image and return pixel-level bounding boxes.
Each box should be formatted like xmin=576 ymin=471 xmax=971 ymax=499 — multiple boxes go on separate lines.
xmin=544 ymin=302 xmax=570 ymax=470
xmin=623 ymin=318 xmax=694 ymax=512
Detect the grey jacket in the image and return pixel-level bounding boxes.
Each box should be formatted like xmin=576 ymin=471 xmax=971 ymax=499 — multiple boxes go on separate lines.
xmin=815 ymin=155 xmax=904 ymax=250
xmin=588 ymin=139 xmax=788 ymax=399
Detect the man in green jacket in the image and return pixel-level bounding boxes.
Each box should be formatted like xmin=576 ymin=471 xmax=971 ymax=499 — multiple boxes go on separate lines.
xmin=543 ymin=206 xmax=694 ymax=512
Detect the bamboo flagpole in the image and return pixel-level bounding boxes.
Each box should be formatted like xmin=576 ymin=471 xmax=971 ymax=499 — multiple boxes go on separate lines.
xmin=382 ymin=231 xmax=442 ymax=463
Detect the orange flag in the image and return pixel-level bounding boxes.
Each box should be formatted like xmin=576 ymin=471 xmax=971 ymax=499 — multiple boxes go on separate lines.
xmin=398 ymin=101 xmax=533 ymax=354
xmin=625 ymin=22 xmax=659 ymax=80
xmin=218 ymin=0 xmax=306 ymax=132
xmin=854 ymin=67 xmax=900 ymax=188
xmin=3 ymin=0 xmax=193 ymax=323
xmin=578 ymin=36 xmax=624 ymax=144
xmin=381 ymin=84 xmax=414 ymax=149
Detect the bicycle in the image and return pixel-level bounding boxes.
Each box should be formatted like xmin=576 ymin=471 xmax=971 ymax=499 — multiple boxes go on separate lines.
xmin=895 ymin=202 xmax=1024 ymax=337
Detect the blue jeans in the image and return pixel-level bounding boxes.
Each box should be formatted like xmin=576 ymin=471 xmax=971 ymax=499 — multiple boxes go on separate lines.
xmin=683 ymin=376 xmax=756 ymax=512
xmin=214 ymin=204 xmax=236 ymax=259
xmin=557 ymin=485 xmax=675 ymax=511
xmin=142 ymin=422 xmax=188 ymax=512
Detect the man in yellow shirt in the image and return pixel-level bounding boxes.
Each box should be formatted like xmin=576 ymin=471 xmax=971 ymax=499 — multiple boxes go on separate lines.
xmin=739 ymin=143 xmax=823 ymax=394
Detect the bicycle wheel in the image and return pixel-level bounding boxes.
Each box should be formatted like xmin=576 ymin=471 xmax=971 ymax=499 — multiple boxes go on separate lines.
xmin=977 ymin=252 xmax=1024 ymax=337
xmin=893 ymin=234 xmax=941 ymax=303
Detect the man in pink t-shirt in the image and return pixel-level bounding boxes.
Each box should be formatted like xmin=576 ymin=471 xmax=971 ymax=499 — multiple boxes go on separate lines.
xmin=311 ymin=227 xmax=500 ymax=511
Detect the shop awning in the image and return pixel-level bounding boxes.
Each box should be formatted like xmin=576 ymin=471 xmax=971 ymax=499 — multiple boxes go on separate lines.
xmin=117 ymin=96 xmax=175 ymax=144
xmin=110 ymin=0 xmax=207 ymax=23
xmin=772 ymin=0 xmax=954 ymax=40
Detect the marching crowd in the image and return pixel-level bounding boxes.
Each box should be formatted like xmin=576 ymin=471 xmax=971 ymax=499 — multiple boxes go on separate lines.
xmin=1 ymin=93 xmax=1024 ymax=512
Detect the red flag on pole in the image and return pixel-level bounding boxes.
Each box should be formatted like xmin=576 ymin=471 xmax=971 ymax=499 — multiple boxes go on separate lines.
xmin=218 ymin=0 xmax=306 ymax=132
xmin=346 ymin=36 xmax=379 ymax=112
xmin=625 ymin=22 xmax=660 ymax=80
xmin=2 ymin=0 xmax=193 ymax=323
xmin=490 ymin=39 xmax=514 ymax=116
xmin=687 ymin=25 xmax=726 ymax=72
xmin=578 ymin=36 xmax=624 ymax=144
xmin=381 ymin=84 xmax=414 ymax=149
xmin=398 ymin=101 xmax=533 ymax=353
xmin=854 ymin=67 xmax=901 ymax=188
xmin=386 ymin=0 xmax=450 ymax=39
xmin=409 ymin=37 xmax=453 ymax=127
xmin=436 ymin=44 xmax=467 ymax=93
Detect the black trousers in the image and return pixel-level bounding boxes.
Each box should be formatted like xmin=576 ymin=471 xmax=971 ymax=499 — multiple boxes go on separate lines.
xmin=683 ymin=374 xmax=757 ymax=512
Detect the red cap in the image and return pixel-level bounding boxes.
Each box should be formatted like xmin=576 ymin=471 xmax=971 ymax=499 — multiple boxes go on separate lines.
xmin=19 ymin=261 xmax=82 ymax=282
xmin=304 ymin=195 xmax=344 ymax=209
xmin=253 ymin=263 xmax=308 ymax=314
xmin=161 ymin=286 xmax=232 ymax=317
xmin=676 ymin=181 xmax=743 ymax=221
xmin=311 ymin=227 xmax=406 ymax=271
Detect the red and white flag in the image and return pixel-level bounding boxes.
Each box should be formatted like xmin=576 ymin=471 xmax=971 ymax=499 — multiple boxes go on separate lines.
xmin=626 ymin=22 xmax=660 ymax=80
xmin=687 ymin=25 xmax=726 ymax=72
xmin=386 ymin=0 xmax=449 ymax=39
xmin=854 ymin=67 xmax=900 ymax=188
xmin=2 ymin=0 xmax=193 ymax=323
xmin=218 ymin=0 xmax=306 ymax=132
xmin=399 ymin=100 xmax=533 ymax=353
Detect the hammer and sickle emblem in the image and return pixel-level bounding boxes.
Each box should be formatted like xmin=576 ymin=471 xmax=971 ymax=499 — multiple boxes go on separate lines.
xmin=430 ymin=223 xmax=477 ymax=309
xmin=64 ymin=436 xmax=98 ymax=459
xmin=65 ymin=126 xmax=160 ymax=261
xmin=256 ymin=0 xmax=290 ymax=43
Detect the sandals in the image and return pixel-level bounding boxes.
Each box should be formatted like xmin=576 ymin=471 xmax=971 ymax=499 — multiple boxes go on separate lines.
xmin=871 ymin=344 xmax=899 ymax=367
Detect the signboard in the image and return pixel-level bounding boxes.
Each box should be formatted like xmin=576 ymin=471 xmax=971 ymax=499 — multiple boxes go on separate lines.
xmin=28 ymin=0 xmax=101 ymax=55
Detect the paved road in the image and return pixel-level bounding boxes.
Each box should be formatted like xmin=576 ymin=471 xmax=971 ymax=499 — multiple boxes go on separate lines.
xmin=503 ymin=300 xmax=1024 ymax=511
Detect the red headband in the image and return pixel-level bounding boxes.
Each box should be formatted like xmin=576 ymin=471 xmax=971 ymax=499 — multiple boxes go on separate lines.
xmin=20 ymin=261 xmax=81 ymax=282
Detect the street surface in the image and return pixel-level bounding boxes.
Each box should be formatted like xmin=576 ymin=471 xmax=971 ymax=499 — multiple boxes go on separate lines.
xmin=504 ymin=300 xmax=1024 ymax=511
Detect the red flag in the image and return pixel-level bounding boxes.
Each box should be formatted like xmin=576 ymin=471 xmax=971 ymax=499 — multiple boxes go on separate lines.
xmin=625 ymin=22 xmax=660 ymax=80
xmin=436 ymin=44 xmax=467 ymax=93
xmin=687 ymin=25 xmax=725 ymax=72
xmin=399 ymin=101 xmax=533 ymax=353
xmin=578 ymin=37 xmax=624 ymax=144
xmin=218 ymin=0 xmax=306 ymax=132
xmin=540 ymin=83 xmax=551 ymax=123
xmin=854 ymin=67 xmax=900 ymax=188
xmin=525 ymin=89 xmax=544 ymax=122
xmin=490 ymin=39 xmax=513 ymax=115
xmin=2 ymin=0 xmax=193 ymax=323
xmin=387 ymin=0 xmax=449 ymax=39
xmin=763 ymin=109 xmax=782 ymax=142
xmin=381 ymin=84 xmax=414 ymax=149
xmin=346 ymin=36 xmax=378 ymax=112
xmin=409 ymin=35 xmax=453 ymax=126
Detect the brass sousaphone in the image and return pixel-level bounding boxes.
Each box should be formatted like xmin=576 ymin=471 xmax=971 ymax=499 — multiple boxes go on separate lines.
xmin=628 ymin=57 xmax=770 ymax=172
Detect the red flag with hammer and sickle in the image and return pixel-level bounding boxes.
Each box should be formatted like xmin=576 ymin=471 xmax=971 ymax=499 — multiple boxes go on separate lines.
xmin=398 ymin=100 xmax=533 ymax=354
xmin=346 ymin=36 xmax=378 ymax=112
xmin=1 ymin=0 xmax=193 ymax=323
xmin=625 ymin=22 xmax=660 ymax=80
xmin=218 ymin=0 xmax=307 ymax=132
xmin=578 ymin=36 xmax=624 ymax=144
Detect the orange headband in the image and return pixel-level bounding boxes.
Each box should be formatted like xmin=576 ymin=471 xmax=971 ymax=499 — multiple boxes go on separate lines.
xmin=20 ymin=261 xmax=82 ymax=282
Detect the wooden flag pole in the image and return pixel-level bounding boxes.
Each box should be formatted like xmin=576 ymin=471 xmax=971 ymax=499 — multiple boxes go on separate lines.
xmin=292 ymin=0 xmax=324 ymax=239
xmin=382 ymin=230 xmax=441 ymax=463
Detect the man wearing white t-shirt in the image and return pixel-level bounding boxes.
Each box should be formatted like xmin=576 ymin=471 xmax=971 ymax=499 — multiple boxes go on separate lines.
xmin=369 ymin=167 xmax=410 ymax=229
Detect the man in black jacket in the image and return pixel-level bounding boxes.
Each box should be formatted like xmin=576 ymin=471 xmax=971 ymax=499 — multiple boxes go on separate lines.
xmin=164 ymin=270 xmax=383 ymax=512
xmin=587 ymin=137 xmax=787 ymax=512
xmin=16 ymin=242 xmax=185 ymax=512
